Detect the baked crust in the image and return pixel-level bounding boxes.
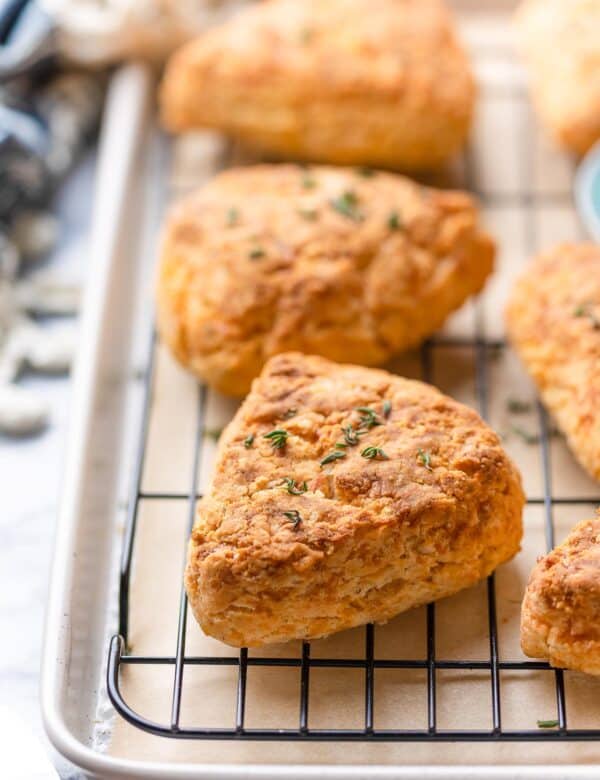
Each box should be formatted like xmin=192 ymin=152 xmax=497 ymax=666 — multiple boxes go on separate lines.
xmin=521 ymin=514 xmax=600 ymax=675
xmin=185 ymin=352 xmax=525 ymax=647
xmin=160 ymin=0 xmax=475 ymax=170
xmin=157 ymin=164 xmax=495 ymax=396
xmin=505 ymin=243 xmax=600 ymax=482
xmin=515 ymin=0 xmax=600 ymax=154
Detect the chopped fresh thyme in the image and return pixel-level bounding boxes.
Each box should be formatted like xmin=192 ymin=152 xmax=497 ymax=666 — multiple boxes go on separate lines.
xmin=506 ymin=398 xmax=532 ymax=414
xmin=249 ymin=246 xmax=265 ymax=260
xmin=320 ymin=450 xmax=347 ymax=467
xmin=226 ymin=207 xmax=239 ymax=227
xmin=356 ymin=406 xmax=382 ymax=430
xmin=417 ymin=448 xmax=433 ymax=471
xmin=341 ymin=423 xmax=365 ymax=446
xmin=537 ymin=719 xmax=559 ymax=729
xmin=573 ymin=303 xmax=600 ymax=330
xmin=356 ymin=166 xmax=375 ymax=178
xmin=298 ymin=207 xmax=319 ymax=221
xmin=282 ymin=477 xmax=308 ymax=495
xmin=301 ymin=173 xmax=317 ymax=189
xmin=387 ymin=211 xmax=402 ymax=231
xmin=263 ymin=429 xmax=289 ymax=449
xmin=330 ymin=190 xmax=364 ymax=222
xmin=282 ymin=408 xmax=298 ymax=419
xmin=335 ymin=442 xmax=347 ymax=449
xmin=203 ymin=427 xmax=223 ymax=441
xmin=383 ymin=400 xmax=392 ymax=418
xmin=361 ymin=446 xmax=389 ymax=460
xmin=243 ymin=433 xmax=255 ymax=448
xmin=283 ymin=510 xmax=303 ymax=528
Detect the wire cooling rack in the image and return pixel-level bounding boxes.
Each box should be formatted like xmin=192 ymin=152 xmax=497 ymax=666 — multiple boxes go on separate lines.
xmin=106 ymin=75 xmax=600 ymax=741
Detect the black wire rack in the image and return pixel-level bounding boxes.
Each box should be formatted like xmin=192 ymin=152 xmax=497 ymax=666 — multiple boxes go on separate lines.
xmin=106 ymin=84 xmax=600 ymax=742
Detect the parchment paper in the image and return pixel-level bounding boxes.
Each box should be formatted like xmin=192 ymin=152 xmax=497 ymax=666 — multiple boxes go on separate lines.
xmin=108 ymin=9 xmax=600 ymax=769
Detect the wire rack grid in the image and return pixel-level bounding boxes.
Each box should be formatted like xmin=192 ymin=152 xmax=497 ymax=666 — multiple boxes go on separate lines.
xmin=106 ymin=80 xmax=599 ymax=742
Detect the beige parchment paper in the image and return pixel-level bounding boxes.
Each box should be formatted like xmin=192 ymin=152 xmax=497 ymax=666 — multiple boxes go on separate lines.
xmin=108 ymin=9 xmax=600 ymax=769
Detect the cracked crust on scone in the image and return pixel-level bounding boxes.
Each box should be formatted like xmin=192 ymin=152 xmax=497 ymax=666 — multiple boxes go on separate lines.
xmin=521 ymin=514 xmax=600 ymax=675
xmin=160 ymin=0 xmax=475 ymax=170
xmin=185 ymin=353 xmax=525 ymax=647
xmin=505 ymin=243 xmax=600 ymax=482
xmin=157 ymin=164 xmax=495 ymax=396
xmin=515 ymin=0 xmax=600 ymax=154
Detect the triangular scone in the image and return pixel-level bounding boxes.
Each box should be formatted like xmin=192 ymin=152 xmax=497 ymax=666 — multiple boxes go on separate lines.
xmin=505 ymin=243 xmax=600 ymax=482
xmin=158 ymin=164 xmax=495 ymax=396
xmin=160 ymin=0 xmax=475 ymax=170
xmin=521 ymin=515 xmax=600 ymax=675
xmin=185 ymin=353 xmax=524 ymax=647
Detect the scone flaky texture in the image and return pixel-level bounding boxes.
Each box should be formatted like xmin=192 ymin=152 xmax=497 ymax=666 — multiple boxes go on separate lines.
xmin=160 ymin=0 xmax=475 ymax=170
xmin=185 ymin=353 xmax=524 ymax=648
xmin=505 ymin=243 xmax=600 ymax=482
xmin=157 ymin=164 xmax=495 ymax=396
xmin=515 ymin=0 xmax=600 ymax=154
xmin=521 ymin=514 xmax=600 ymax=675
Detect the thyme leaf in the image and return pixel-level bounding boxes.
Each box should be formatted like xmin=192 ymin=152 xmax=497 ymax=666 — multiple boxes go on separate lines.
xmin=282 ymin=408 xmax=298 ymax=419
xmin=320 ymin=450 xmax=347 ymax=467
xmin=249 ymin=246 xmax=265 ymax=260
xmin=283 ymin=510 xmax=303 ymax=528
xmin=573 ymin=303 xmax=600 ymax=330
xmin=263 ymin=429 xmax=289 ymax=449
xmin=417 ymin=448 xmax=433 ymax=471
xmin=382 ymin=400 xmax=392 ymax=418
xmin=282 ymin=477 xmax=308 ymax=495
xmin=387 ymin=211 xmax=402 ymax=231
xmin=537 ymin=719 xmax=559 ymax=729
xmin=226 ymin=207 xmax=239 ymax=227
xmin=330 ymin=190 xmax=364 ymax=222
xmin=298 ymin=207 xmax=319 ymax=221
xmin=361 ymin=446 xmax=389 ymax=460
xmin=356 ymin=406 xmax=382 ymax=430
xmin=341 ymin=423 xmax=365 ymax=446
xmin=243 ymin=433 xmax=254 ymax=448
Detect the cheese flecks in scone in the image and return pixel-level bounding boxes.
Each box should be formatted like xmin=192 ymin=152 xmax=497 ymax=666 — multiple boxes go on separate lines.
xmin=515 ymin=0 xmax=600 ymax=154
xmin=505 ymin=243 xmax=600 ymax=482
xmin=521 ymin=514 xmax=600 ymax=675
xmin=160 ymin=0 xmax=475 ymax=170
xmin=157 ymin=164 xmax=495 ymax=396
xmin=185 ymin=353 xmax=525 ymax=648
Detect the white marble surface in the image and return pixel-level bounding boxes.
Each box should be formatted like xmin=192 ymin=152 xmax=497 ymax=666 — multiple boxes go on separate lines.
xmin=1 ymin=153 xmax=96 ymax=779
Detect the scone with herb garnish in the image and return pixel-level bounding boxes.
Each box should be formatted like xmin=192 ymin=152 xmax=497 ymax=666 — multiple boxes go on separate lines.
xmin=505 ymin=243 xmax=600 ymax=482
xmin=515 ymin=0 xmax=600 ymax=154
xmin=522 ymin=513 xmax=600 ymax=675
xmin=157 ymin=164 xmax=494 ymax=396
xmin=185 ymin=352 xmax=524 ymax=647
xmin=160 ymin=0 xmax=475 ymax=170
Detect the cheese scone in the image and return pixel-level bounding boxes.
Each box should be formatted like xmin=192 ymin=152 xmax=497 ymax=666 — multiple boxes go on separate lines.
xmin=160 ymin=0 xmax=475 ymax=170
xmin=522 ymin=514 xmax=600 ymax=675
xmin=157 ymin=164 xmax=495 ymax=396
xmin=185 ymin=353 xmax=525 ymax=647
xmin=505 ymin=243 xmax=600 ymax=482
xmin=515 ymin=0 xmax=600 ymax=154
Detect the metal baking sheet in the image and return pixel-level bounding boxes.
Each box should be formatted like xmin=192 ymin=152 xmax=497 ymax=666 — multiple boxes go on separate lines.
xmin=41 ymin=3 xmax=600 ymax=777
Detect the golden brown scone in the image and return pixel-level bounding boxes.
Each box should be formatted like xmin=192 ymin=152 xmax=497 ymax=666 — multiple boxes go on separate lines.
xmin=515 ymin=0 xmax=600 ymax=154
xmin=505 ymin=243 xmax=600 ymax=482
xmin=157 ymin=164 xmax=495 ymax=396
xmin=185 ymin=352 xmax=524 ymax=647
xmin=160 ymin=0 xmax=475 ymax=170
xmin=521 ymin=514 xmax=600 ymax=675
